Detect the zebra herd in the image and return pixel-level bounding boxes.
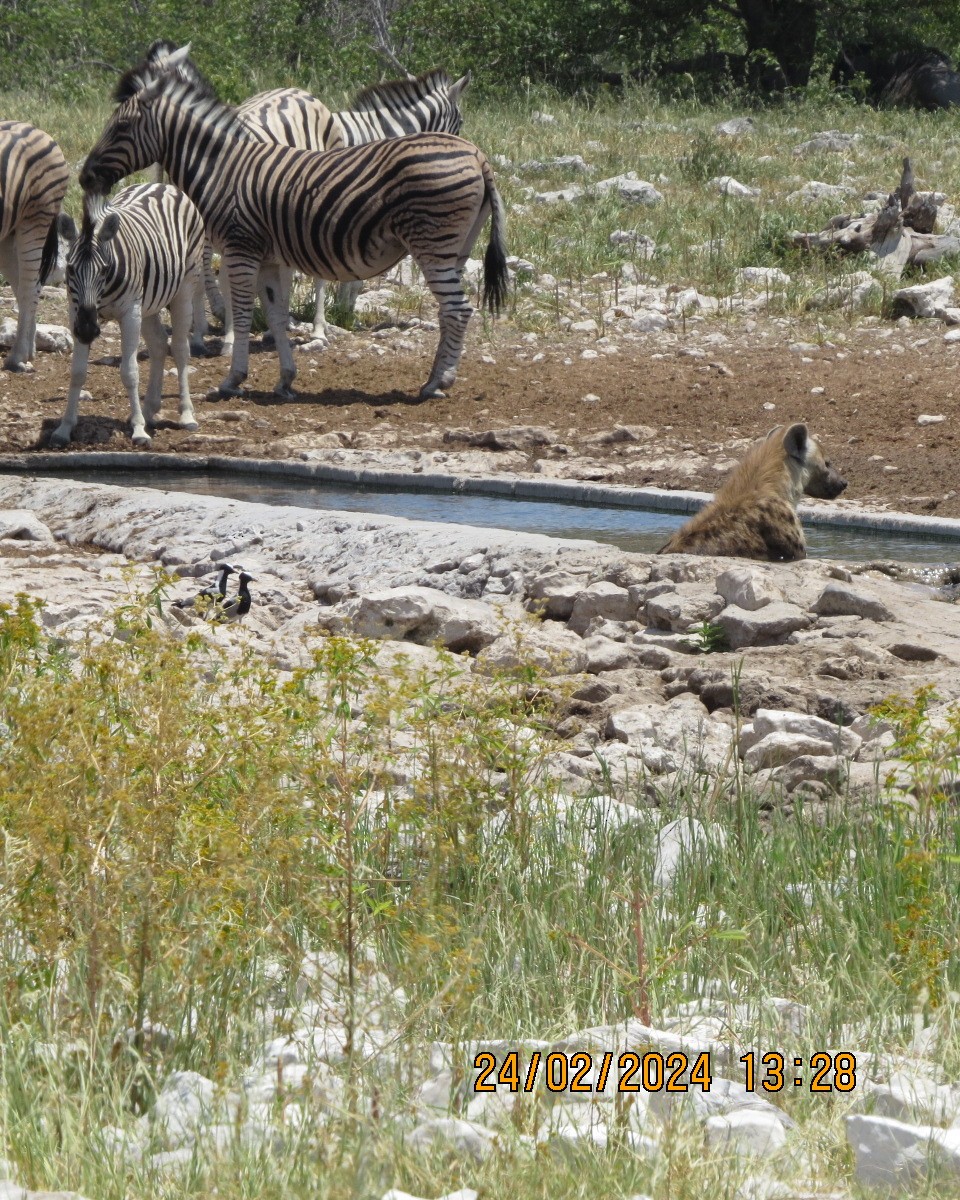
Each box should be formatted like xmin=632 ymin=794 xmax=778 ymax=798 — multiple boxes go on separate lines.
xmin=0 ymin=42 xmax=507 ymax=447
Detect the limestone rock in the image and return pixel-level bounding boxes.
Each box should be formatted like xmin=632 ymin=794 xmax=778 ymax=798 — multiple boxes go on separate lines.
xmin=715 ymin=567 xmax=784 ymax=611
xmin=582 ymin=635 xmax=639 ymax=673
xmin=716 ymin=603 xmax=811 ymax=649
xmin=772 ymin=754 xmax=847 ymax=793
xmin=526 ymin=570 xmax=587 ymax=619
xmin=812 ymin=583 xmax=893 ymax=622
xmin=752 ymin=709 xmax=861 ymax=755
xmin=891 ymin=275 xmax=955 ymax=319
xmin=846 ymin=1113 xmax=960 ymax=1188
xmin=645 ymin=587 xmax=725 ymax=632
xmin=568 ymin=581 xmax=636 ymax=634
xmin=319 ymin=586 xmax=502 ymax=653
xmin=477 ymin=620 xmax=588 ymax=675
xmin=406 ymin=1117 xmax=498 ymax=1161
xmin=744 ymin=732 xmax=838 ymax=772
xmin=711 ymin=177 xmax=761 ymax=198
xmin=715 ymin=117 xmax=755 ymax=137
xmin=654 ymin=817 xmax=725 ymax=887
xmin=0 ymin=510 xmax=55 ymax=542
xmin=705 ymin=1110 xmax=788 ymax=1155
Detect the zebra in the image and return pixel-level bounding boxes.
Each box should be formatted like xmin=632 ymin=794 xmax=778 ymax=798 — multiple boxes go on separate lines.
xmin=51 ymin=184 xmax=205 ymax=448
xmin=235 ymin=70 xmax=471 ymax=347
xmin=80 ymin=61 xmax=507 ymax=403
xmin=0 ymin=121 xmax=69 ymax=371
xmin=132 ymin=43 xmax=469 ymax=348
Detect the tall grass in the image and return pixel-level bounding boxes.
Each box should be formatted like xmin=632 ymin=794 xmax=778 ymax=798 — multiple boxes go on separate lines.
xmin=4 ymin=583 xmax=960 ymax=1195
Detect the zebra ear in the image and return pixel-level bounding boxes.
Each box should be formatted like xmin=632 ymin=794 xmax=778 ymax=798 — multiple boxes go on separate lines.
xmin=166 ymin=43 xmax=193 ymax=69
xmin=449 ymin=71 xmax=471 ymax=101
xmin=97 ymin=212 xmax=121 ymax=245
xmin=57 ymin=213 xmax=78 ymax=246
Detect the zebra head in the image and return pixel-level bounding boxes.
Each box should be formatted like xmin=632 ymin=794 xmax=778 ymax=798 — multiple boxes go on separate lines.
xmin=80 ymin=77 xmax=169 ymax=194
xmin=59 ymin=201 xmax=121 ymax=344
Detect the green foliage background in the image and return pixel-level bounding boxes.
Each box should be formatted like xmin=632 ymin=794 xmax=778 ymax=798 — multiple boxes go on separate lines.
xmin=2 ymin=0 xmax=960 ymax=100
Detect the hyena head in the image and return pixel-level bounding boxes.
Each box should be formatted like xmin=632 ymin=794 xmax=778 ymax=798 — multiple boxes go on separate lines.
xmin=778 ymin=423 xmax=847 ymax=502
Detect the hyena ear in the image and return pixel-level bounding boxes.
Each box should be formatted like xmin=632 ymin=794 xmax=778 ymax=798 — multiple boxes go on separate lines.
xmin=57 ymin=213 xmax=78 ymax=246
xmin=781 ymin=422 xmax=809 ymax=463
xmin=97 ymin=212 xmax=121 ymax=245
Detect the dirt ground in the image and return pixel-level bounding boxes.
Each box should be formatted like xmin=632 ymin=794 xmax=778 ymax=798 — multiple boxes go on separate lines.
xmin=2 ymin=309 xmax=960 ymax=518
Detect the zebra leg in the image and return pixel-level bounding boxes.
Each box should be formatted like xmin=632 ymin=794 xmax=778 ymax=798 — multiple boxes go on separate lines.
xmin=50 ymin=333 xmax=89 ymax=447
xmin=190 ymin=271 xmax=209 ymax=357
xmin=118 ymin=307 xmax=151 ymax=447
xmin=140 ymin=312 xmax=169 ymax=426
xmin=219 ymin=276 xmax=235 ymax=358
xmin=258 ymin=263 xmax=297 ymax=398
xmin=5 ymin=225 xmax=43 ymax=372
xmin=311 ymin=279 xmax=329 ymax=344
xmin=418 ymin=264 xmax=473 ymax=400
xmin=214 ymin=253 xmax=257 ymax=396
xmin=203 ymin=242 xmax=226 ymax=322
xmin=334 ymin=279 xmax=362 ymax=323
xmin=169 ymin=288 xmax=199 ymax=431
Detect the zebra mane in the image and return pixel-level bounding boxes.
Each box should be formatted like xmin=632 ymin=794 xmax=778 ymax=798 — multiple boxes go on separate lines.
xmin=350 ymin=69 xmax=453 ymax=112
xmin=112 ymin=63 xmax=253 ymax=142
xmin=115 ymin=41 xmax=212 ymax=103
xmin=78 ymin=192 xmax=111 ymax=241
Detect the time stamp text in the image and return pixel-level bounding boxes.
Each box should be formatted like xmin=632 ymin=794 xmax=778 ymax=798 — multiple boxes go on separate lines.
xmin=473 ymin=1051 xmax=857 ymax=1094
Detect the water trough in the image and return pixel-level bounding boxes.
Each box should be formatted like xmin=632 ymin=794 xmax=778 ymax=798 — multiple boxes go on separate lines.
xmin=2 ymin=451 xmax=960 ymax=566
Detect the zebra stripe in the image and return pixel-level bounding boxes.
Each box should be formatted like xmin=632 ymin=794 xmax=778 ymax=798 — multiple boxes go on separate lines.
xmin=0 ymin=121 xmax=69 ymax=371
xmin=52 ymin=183 xmax=206 ymax=447
xmin=81 ymin=65 xmax=507 ymax=403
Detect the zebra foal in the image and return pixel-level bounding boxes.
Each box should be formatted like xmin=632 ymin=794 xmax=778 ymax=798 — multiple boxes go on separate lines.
xmin=0 ymin=121 xmax=69 ymax=371
xmin=81 ymin=63 xmax=508 ymax=402
xmin=52 ymin=184 xmax=205 ymax=448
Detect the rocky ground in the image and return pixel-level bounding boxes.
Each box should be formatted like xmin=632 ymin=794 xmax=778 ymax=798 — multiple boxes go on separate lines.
xmin=5 ymin=477 xmax=960 ymax=1193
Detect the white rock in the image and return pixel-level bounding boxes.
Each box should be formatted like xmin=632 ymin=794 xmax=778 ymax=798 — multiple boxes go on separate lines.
xmin=406 ymin=1117 xmax=498 ymax=1161
xmin=477 ymin=621 xmax=588 ymax=675
xmin=715 ymin=117 xmax=755 ymax=137
xmin=568 ymin=581 xmax=635 ymax=633
xmin=654 ymin=817 xmax=726 ymax=888
xmin=786 ymin=181 xmax=855 ymax=203
xmin=793 ymin=130 xmax=860 ymax=154
xmin=570 ymin=319 xmax=599 ymax=334
xmin=892 ymin=276 xmax=955 ymax=319
xmin=629 ymin=311 xmax=670 ymax=331
xmin=610 ymin=230 xmax=657 ymax=258
xmin=772 ymin=754 xmax=847 ymax=793
xmin=917 ymin=414 xmax=946 ymax=425
xmin=319 ymin=586 xmax=503 ymax=652
xmin=595 ymin=173 xmax=663 ymax=205
xmin=645 ymin=587 xmax=725 ymax=631
xmin=715 ymin=568 xmax=784 ymax=612
xmin=743 ymin=732 xmax=839 ymax=772
xmin=531 ymin=111 xmax=556 ymax=125
xmin=869 ymin=1070 xmax=960 ymax=1125
xmin=35 ymin=324 xmax=72 ymax=353
xmin=526 ymin=570 xmax=587 ymax=619
xmin=716 ymin=603 xmax=811 ymax=649
xmin=811 ymin=582 xmax=893 ymax=622
xmin=705 ymin=1110 xmax=787 ymax=1155
xmin=737 ymin=267 xmax=790 ymax=287
xmin=711 ymin=176 xmax=761 ymax=198
xmin=846 ymin=1113 xmax=960 ymax=1187
xmin=752 ymin=709 xmax=862 ymax=755
xmin=0 ymin=510 xmax=55 ymax=542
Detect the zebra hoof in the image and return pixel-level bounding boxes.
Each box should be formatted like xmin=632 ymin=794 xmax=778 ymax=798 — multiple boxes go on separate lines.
xmin=180 ymin=420 xmax=200 ymax=432
xmin=418 ymin=384 xmax=447 ymax=401
xmin=3 ymin=358 xmax=30 ymax=374
xmin=49 ymin=430 xmax=71 ymax=449
xmin=132 ymin=433 xmax=152 ymax=448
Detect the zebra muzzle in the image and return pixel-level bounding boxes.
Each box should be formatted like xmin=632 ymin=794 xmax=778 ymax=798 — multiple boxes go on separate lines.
xmin=74 ymin=309 xmax=101 ymax=344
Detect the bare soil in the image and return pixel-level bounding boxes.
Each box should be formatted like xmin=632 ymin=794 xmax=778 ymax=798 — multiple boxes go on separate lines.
xmin=3 ymin=311 xmax=960 ymax=518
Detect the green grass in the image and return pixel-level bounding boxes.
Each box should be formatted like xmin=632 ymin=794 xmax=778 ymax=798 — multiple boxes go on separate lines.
xmin=5 ymin=582 xmax=960 ymax=1196
xmin=10 ymin=79 xmax=960 ymax=337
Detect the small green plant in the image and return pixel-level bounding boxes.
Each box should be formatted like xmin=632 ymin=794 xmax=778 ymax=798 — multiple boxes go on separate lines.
xmin=678 ymin=131 xmax=742 ymax=185
xmin=689 ymin=620 xmax=729 ymax=654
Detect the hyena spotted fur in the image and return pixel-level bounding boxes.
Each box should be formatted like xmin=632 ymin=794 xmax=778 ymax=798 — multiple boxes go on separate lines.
xmin=659 ymin=423 xmax=847 ymax=561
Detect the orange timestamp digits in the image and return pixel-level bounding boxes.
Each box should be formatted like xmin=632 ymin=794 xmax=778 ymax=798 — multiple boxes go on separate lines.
xmin=738 ymin=1051 xmax=857 ymax=1092
xmin=473 ymin=1049 xmax=715 ymax=1094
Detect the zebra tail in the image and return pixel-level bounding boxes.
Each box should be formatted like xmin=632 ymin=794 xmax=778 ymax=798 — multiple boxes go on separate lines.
xmin=39 ymin=216 xmax=60 ymax=287
xmin=481 ymin=162 xmax=509 ymax=316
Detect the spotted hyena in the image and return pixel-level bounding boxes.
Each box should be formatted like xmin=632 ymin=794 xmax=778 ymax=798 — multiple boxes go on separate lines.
xmin=658 ymin=423 xmax=847 ymax=561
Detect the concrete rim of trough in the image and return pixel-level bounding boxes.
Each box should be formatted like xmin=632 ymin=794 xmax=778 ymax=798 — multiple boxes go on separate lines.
xmin=1 ymin=451 xmax=959 ymax=543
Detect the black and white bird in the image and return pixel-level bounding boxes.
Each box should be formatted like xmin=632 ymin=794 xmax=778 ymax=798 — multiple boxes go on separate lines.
xmin=173 ymin=562 xmax=239 ymax=610
xmin=217 ymin=572 xmax=255 ymax=620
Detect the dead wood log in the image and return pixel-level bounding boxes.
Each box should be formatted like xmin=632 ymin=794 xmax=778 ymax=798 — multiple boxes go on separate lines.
xmin=789 ymin=156 xmax=953 ymax=279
